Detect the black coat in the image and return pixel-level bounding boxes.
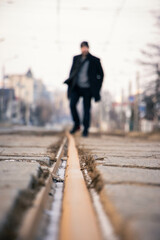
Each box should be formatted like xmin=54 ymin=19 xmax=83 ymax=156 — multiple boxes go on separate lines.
xmin=64 ymin=52 xmax=104 ymax=102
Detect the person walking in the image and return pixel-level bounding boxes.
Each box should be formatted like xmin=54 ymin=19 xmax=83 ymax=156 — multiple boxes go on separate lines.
xmin=64 ymin=41 xmax=104 ymax=137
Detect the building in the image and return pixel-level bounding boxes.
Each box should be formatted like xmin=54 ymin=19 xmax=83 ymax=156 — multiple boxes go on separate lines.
xmin=4 ymin=69 xmax=34 ymax=104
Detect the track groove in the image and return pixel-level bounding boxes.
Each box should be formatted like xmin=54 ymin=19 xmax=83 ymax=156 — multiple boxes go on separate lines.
xmin=59 ymin=133 xmax=103 ymax=240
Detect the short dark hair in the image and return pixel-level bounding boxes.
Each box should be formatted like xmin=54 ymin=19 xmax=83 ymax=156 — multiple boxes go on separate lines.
xmin=80 ymin=41 xmax=89 ymax=48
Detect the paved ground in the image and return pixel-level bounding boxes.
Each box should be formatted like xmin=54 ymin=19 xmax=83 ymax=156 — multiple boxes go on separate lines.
xmin=0 ymin=131 xmax=61 ymax=237
xmin=0 ymin=128 xmax=160 ymax=240
xmin=76 ymin=134 xmax=160 ymax=240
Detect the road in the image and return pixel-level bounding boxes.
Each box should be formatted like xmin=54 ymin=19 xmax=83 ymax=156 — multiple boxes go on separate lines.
xmin=0 ymin=129 xmax=63 ymax=240
xmin=0 ymin=129 xmax=160 ymax=240
xmin=76 ymin=133 xmax=160 ymax=240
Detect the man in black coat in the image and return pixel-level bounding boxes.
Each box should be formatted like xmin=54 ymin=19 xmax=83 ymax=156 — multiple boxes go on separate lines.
xmin=64 ymin=41 xmax=104 ymax=137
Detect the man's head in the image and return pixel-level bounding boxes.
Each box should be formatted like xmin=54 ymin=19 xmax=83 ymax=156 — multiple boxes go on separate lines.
xmin=80 ymin=41 xmax=89 ymax=56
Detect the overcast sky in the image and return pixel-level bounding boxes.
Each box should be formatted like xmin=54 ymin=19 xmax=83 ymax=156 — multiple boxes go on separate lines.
xmin=0 ymin=0 xmax=160 ymax=100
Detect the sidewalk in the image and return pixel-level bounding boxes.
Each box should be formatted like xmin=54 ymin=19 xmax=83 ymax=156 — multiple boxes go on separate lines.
xmin=76 ymin=134 xmax=160 ymax=240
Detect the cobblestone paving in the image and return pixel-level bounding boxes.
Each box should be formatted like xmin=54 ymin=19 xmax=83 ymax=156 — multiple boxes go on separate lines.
xmin=77 ymin=135 xmax=160 ymax=240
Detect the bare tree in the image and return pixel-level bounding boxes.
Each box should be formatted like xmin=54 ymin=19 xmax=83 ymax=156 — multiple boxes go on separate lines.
xmin=138 ymin=12 xmax=160 ymax=127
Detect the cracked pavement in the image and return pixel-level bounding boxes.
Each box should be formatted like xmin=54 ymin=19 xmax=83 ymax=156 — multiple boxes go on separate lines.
xmin=0 ymin=131 xmax=61 ymax=237
xmin=77 ymin=134 xmax=160 ymax=240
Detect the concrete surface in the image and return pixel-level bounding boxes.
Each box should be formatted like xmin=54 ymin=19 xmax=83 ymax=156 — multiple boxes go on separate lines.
xmin=77 ymin=134 xmax=160 ymax=240
xmin=0 ymin=130 xmax=61 ymax=236
xmin=0 ymin=161 xmax=40 ymax=229
xmin=0 ymin=134 xmax=60 ymax=160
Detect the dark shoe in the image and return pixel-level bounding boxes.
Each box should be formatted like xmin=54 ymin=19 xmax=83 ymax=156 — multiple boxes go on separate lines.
xmin=82 ymin=129 xmax=89 ymax=137
xmin=70 ymin=125 xmax=80 ymax=134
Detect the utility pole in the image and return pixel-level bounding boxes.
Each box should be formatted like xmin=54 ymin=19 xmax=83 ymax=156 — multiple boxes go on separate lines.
xmin=0 ymin=65 xmax=5 ymax=121
xmin=134 ymin=72 xmax=140 ymax=131
xmin=128 ymin=80 xmax=134 ymax=131
xmin=17 ymin=76 xmax=22 ymax=123
xmin=155 ymin=64 xmax=160 ymax=128
xmin=121 ymin=88 xmax=124 ymax=130
xmin=99 ymin=100 xmax=103 ymax=133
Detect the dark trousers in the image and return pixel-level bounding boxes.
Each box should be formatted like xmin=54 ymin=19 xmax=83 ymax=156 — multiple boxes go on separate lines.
xmin=70 ymin=85 xmax=92 ymax=130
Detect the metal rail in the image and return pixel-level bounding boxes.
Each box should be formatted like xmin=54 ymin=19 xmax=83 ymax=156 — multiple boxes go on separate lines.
xmin=18 ymin=136 xmax=67 ymax=240
xmin=59 ymin=133 xmax=103 ymax=240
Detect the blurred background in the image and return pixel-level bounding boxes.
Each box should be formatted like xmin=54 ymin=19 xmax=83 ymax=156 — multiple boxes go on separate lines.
xmin=0 ymin=0 xmax=160 ymax=133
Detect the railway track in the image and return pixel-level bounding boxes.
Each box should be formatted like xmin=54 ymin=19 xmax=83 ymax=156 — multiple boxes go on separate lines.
xmin=0 ymin=131 xmax=118 ymax=240
xmin=1 ymin=130 xmax=160 ymax=240
xmin=59 ymin=132 xmax=103 ymax=240
xmin=17 ymin=136 xmax=67 ymax=240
